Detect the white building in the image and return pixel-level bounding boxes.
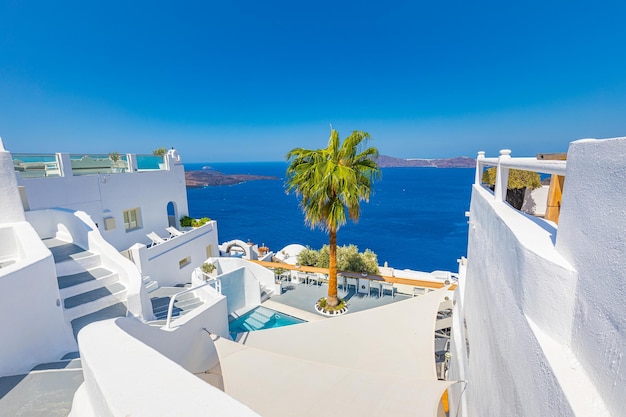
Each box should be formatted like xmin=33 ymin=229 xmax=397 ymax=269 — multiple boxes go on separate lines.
xmin=0 ymin=141 xmax=220 ymax=376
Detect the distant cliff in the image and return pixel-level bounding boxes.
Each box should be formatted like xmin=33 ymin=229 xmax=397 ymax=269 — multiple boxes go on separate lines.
xmin=377 ymin=155 xmax=475 ymax=168
xmin=185 ymin=169 xmax=279 ymax=188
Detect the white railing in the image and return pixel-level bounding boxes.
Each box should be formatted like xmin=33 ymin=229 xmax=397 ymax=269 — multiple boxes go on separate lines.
xmin=475 ymin=149 xmax=567 ymax=203
xmin=165 ymin=276 xmax=221 ymax=329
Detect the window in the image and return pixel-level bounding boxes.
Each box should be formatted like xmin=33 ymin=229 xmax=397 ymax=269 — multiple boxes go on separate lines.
xmin=179 ymin=256 xmax=191 ymax=269
xmin=123 ymin=208 xmax=142 ymax=231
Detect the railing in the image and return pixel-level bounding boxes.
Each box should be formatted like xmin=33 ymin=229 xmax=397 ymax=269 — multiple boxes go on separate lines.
xmin=475 ymin=150 xmax=567 ymax=223
xmin=12 ymin=151 xmax=173 ymax=178
xmin=69 ymin=153 xmax=129 ymax=175
xmin=11 ymin=153 xmax=61 ymax=178
xmin=135 ymin=154 xmax=165 ymax=170
xmin=164 ymin=276 xmax=221 ymax=329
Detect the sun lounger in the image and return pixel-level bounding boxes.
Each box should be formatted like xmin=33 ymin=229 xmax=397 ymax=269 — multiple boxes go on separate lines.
xmin=166 ymin=226 xmax=184 ymax=238
xmin=147 ymin=232 xmax=167 ymax=246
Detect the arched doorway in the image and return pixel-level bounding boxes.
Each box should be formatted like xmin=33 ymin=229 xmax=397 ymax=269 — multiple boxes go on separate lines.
xmin=166 ymin=201 xmax=177 ymax=228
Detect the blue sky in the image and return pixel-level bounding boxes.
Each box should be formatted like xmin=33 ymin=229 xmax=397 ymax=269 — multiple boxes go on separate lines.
xmin=1 ymin=0 xmax=625 ymax=162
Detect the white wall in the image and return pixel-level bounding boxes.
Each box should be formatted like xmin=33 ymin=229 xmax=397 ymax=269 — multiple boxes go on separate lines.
xmin=457 ymin=138 xmax=626 ymax=417
xmin=0 ymin=222 xmax=75 ymax=376
xmin=71 ymin=317 xmax=261 ymax=417
xmin=462 ymin=185 xmax=578 ymax=417
xmin=129 ymin=221 xmax=219 ymax=287
xmin=218 ymin=265 xmax=262 ymax=315
xmin=555 ymin=137 xmax=626 ymax=416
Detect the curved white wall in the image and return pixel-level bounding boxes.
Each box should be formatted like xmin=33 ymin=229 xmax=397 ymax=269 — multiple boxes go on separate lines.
xmin=463 ymin=187 xmax=578 ymax=416
xmin=71 ymin=317 xmax=261 ymax=417
xmin=0 ymin=222 xmax=75 ymax=375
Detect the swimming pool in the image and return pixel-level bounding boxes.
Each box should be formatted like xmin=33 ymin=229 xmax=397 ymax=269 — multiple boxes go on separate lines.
xmin=229 ymin=306 xmax=305 ymax=339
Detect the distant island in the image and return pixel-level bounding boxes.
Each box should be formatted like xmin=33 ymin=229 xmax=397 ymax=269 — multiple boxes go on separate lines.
xmin=185 ymin=168 xmax=279 ymax=188
xmin=376 ymin=155 xmax=476 ymax=168
xmin=185 ymin=156 xmax=475 ymax=187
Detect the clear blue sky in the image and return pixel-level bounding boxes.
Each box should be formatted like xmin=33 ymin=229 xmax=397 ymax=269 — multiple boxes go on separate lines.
xmin=1 ymin=0 xmax=625 ymax=162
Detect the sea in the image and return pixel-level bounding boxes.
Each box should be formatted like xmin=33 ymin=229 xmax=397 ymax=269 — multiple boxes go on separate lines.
xmin=185 ymin=162 xmax=475 ymax=273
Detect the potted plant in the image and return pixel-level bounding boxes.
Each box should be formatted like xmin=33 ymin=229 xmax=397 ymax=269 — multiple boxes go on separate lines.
xmin=273 ymin=267 xmax=286 ymax=294
xmin=153 ymin=147 xmax=167 ymax=169
xmin=200 ymin=262 xmax=217 ymax=279
xmin=108 ymin=152 xmax=122 ymax=172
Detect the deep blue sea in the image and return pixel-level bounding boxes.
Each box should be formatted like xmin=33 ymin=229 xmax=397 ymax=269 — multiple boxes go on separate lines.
xmin=185 ymin=162 xmax=474 ymax=273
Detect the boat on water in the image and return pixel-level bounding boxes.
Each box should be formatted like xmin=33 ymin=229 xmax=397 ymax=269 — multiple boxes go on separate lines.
xmin=0 ymin=135 xmax=624 ymax=416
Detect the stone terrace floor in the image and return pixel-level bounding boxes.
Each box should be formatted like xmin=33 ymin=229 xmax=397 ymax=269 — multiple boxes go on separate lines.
xmin=266 ymin=281 xmax=411 ymax=320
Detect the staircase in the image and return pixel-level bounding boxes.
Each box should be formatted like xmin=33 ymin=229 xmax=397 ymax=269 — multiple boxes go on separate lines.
xmin=44 ymin=238 xmax=128 ymax=338
xmin=148 ymin=287 xmax=204 ymax=326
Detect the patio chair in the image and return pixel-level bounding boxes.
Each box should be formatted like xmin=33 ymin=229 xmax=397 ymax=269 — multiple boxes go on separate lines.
xmin=337 ymin=274 xmax=346 ymax=291
xmin=166 ymin=226 xmax=184 ymax=238
xmin=307 ymin=272 xmax=319 ymax=286
xmin=369 ymin=281 xmax=382 ymax=298
xmin=346 ymin=277 xmax=358 ymax=292
xmin=147 ymin=232 xmax=167 ymax=247
xmin=381 ymin=281 xmax=394 ymax=298
xmin=413 ymin=287 xmax=426 ymax=297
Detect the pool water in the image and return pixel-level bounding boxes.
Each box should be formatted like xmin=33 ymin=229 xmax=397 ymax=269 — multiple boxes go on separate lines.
xmin=229 ymin=306 xmax=305 ymax=339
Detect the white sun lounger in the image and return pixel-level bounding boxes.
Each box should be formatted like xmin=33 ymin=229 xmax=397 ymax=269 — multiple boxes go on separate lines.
xmin=166 ymin=227 xmax=184 ymax=238
xmin=147 ymin=232 xmax=167 ymax=246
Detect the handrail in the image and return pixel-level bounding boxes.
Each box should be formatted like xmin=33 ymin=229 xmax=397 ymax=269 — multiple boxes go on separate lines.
xmin=164 ymin=278 xmax=221 ymax=329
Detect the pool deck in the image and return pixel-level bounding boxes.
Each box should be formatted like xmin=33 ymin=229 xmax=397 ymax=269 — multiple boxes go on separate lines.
xmin=263 ymin=282 xmax=411 ymax=321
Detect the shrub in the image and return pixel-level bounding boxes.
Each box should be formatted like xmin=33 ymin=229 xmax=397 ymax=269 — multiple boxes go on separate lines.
xmin=180 ymin=216 xmax=211 ymax=228
xmin=297 ymin=244 xmax=379 ymax=274
xmin=180 ymin=216 xmax=193 ymax=227
xmin=192 ymin=217 xmax=211 ymax=227
xmin=297 ymin=246 xmax=319 ymax=266
xmin=201 ymin=262 xmax=216 ymax=274
xmin=482 ymin=168 xmax=542 ymax=190
xmin=153 ymin=147 xmax=167 ymax=156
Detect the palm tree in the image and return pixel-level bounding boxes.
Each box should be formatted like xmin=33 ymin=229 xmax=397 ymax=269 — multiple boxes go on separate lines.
xmin=285 ymin=128 xmax=381 ymax=308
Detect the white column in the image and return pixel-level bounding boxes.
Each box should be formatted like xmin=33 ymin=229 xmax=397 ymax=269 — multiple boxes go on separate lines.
xmin=58 ymin=153 xmax=73 ymax=177
xmin=494 ymin=149 xmax=511 ymax=202
xmin=0 ymin=137 xmax=26 ymax=223
xmin=475 ymin=151 xmax=485 ymax=185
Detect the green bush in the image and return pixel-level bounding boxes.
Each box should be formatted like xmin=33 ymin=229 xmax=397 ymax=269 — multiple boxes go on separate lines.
xmin=482 ymin=168 xmax=542 ymax=190
xmin=297 ymin=244 xmax=380 ymax=274
xmin=297 ymin=246 xmax=319 ymax=266
xmin=153 ymin=147 xmax=167 ymax=156
xmin=180 ymin=216 xmax=211 ymax=228
xmin=192 ymin=217 xmax=211 ymax=227
xmin=180 ymin=216 xmax=193 ymax=227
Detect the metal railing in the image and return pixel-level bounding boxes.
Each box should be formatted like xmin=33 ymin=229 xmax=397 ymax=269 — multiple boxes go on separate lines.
xmin=164 ymin=274 xmax=222 ymax=329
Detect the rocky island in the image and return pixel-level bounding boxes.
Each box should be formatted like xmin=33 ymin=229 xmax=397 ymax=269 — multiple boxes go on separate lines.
xmin=185 ymin=168 xmax=280 ymax=188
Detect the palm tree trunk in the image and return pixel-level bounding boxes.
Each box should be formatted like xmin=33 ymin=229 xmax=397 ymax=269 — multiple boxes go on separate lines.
xmin=327 ymin=229 xmax=339 ymax=307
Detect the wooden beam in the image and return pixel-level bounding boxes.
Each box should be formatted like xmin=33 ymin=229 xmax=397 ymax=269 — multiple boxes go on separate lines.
xmin=536 ymin=153 xmax=567 ymax=160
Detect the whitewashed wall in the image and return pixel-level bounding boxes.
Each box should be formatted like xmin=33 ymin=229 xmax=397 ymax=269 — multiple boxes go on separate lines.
xmin=555 ymin=137 xmax=626 ymax=416
xmin=129 ymin=221 xmax=219 ymax=287
xmin=457 ymin=137 xmax=625 ymax=417
xmin=0 ymin=222 xmax=75 ymax=376
xmin=71 ymin=317 xmax=261 ymax=417
xmin=463 ymin=186 xmax=578 ymax=416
